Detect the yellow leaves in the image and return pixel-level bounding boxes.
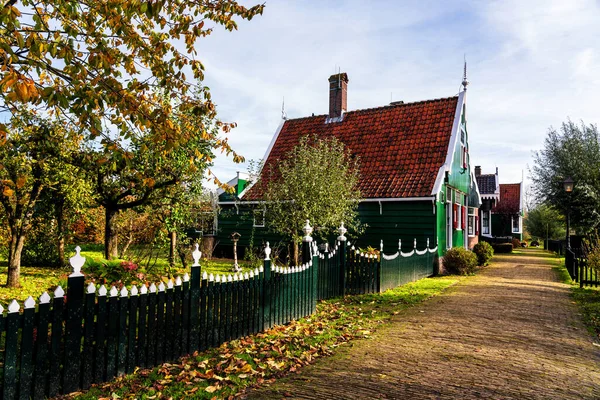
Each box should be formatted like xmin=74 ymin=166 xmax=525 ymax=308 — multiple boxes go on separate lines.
xmin=1 ymin=71 xmax=39 ymax=103
xmin=204 ymin=385 xmax=218 ymax=393
xmin=2 ymin=186 xmax=14 ymax=198
xmin=15 ymin=176 xmax=26 ymax=189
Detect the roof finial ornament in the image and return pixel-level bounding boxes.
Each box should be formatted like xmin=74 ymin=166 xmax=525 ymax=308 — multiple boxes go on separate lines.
xmin=281 ymin=96 xmax=287 ymax=120
xmin=462 ymin=55 xmax=469 ymax=91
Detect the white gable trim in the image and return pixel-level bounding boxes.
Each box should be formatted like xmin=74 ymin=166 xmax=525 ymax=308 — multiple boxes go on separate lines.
xmin=431 ymin=91 xmax=466 ymax=196
xmin=237 ymin=119 xmax=286 ymax=200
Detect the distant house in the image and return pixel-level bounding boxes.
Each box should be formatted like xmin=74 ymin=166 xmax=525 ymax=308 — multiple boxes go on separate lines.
xmin=475 ymin=166 xmax=523 ymax=241
xmin=216 ymin=72 xmax=481 ymax=258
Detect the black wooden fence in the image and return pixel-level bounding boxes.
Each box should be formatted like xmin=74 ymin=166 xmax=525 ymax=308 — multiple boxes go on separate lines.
xmin=566 ymin=248 xmax=599 ymax=288
xmin=0 ymin=225 xmax=436 ymax=399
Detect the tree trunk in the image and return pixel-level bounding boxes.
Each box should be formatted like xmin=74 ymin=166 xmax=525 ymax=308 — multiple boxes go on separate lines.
xmin=169 ymin=231 xmax=177 ymax=268
xmin=292 ymin=241 xmax=299 ymax=266
xmin=6 ymin=234 xmax=25 ymax=288
xmin=104 ymin=207 xmax=119 ymax=260
xmin=56 ymin=198 xmax=66 ymax=266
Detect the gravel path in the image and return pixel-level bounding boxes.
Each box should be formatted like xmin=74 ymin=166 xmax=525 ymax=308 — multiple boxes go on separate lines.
xmin=243 ymin=249 xmax=600 ymax=399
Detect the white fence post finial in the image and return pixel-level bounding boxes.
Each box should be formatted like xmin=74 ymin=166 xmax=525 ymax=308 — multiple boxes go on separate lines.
xmin=337 ymin=222 xmax=347 ymax=242
xmin=303 ymin=220 xmax=313 ymax=242
xmin=69 ymin=245 xmax=85 ymax=277
xmin=414 ymin=238 xmax=417 ymax=249
xmin=380 ymin=240 xmax=384 ymax=252
xmin=264 ymin=242 xmax=271 ymax=260
xmin=192 ymin=243 xmax=202 ymax=266
xmin=427 ymin=238 xmax=430 ymax=248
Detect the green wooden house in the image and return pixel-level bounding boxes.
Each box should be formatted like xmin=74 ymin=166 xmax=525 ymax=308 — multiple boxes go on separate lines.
xmin=216 ymin=72 xmax=481 ymax=259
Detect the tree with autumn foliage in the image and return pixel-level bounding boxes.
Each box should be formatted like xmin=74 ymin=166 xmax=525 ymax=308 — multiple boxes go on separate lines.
xmin=0 ymin=110 xmax=84 ymax=287
xmin=0 ymin=0 xmax=263 ymax=170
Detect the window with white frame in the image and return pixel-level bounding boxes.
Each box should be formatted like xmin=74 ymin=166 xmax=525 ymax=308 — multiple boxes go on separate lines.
xmin=468 ymin=208 xmax=476 ymax=236
xmin=482 ymin=210 xmax=490 ymax=234
xmin=446 ymin=187 xmax=452 ymax=248
xmin=512 ymin=216 xmax=520 ymax=233
xmin=455 ymin=198 xmax=462 ymax=230
xmin=253 ymin=209 xmax=265 ymax=227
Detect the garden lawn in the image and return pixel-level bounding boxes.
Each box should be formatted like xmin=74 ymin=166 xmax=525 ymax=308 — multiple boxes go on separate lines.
xmin=0 ymin=247 xmax=262 ymax=305
xmin=58 ymin=275 xmax=463 ymax=400
xmin=550 ymin=253 xmax=600 ymax=341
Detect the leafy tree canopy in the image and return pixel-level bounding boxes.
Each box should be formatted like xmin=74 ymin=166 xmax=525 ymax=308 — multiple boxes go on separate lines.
xmin=524 ymin=203 xmax=565 ymax=241
xmin=0 ymin=0 xmax=263 ymax=173
xmin=262 ymin=135 xmax=362 ymax=245
xmin=530 ymin=120 xmax=600 ymax=233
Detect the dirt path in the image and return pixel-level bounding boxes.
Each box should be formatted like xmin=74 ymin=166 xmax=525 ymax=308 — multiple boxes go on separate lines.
xmin=243 ymin=249 xmax=600 ymax=399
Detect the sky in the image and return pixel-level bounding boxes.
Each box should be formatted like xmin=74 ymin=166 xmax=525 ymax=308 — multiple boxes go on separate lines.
xmin=198 ymin=0 xmax=600 ymax=191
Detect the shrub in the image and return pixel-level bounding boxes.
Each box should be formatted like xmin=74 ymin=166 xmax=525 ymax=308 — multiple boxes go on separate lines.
xmin=443 ymin=247 xmax=478 ymax=275
xmin=492 ymin=243 xmax=513 ymax=253
xmin=511 ymin=238 xmax=521 ymax=249
xmin=473 ymin=242 xmax=494 ymax=266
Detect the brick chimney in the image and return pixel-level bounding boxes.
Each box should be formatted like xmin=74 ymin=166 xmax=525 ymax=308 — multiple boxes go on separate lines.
xmin=475 ymin=166 xmax=481 ymax=177
xmin=328 ymin=73 xmax=348 ymax=120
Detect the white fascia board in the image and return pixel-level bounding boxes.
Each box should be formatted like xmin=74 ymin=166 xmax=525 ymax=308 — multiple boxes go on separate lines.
xmin=431 ymin=91 xmax=465 ymax=196
xmin=218 ymin=200 xmax=265 ymax=205
xmin=361 ymin=197 xmax=435 ymax=203
xmin=471 ymin=170 xmax=482 ymax=206
xmin=237 ymin=119 xmax=286 ymax=200
xmin=216 ymin=176 xmax=240 ymax=196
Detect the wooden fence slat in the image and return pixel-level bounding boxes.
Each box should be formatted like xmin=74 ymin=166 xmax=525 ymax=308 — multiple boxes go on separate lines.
xmin=3 ymin=303 xmax=20 ymax=400
xmin=181 ymin=278 xmax=190 ymax=355
xmin=146 ymin=285 xmax=157 ymax=367
xmin=127 ymin=288 xmax=139 ymax=374
xmin=63 ymin=275 xmax=85 ymax=393
xmin=199 ymin=275 xmax=208 ymax=351
xmin=137 ymin=288 xmax=148 ymax=369
xmin=165 ymin=284 xmax=174 ymax=360
xmin=105 ymin=290 xmax=119 ymax=381
xmin=156 ymin=286 xmax=166 ymax=365
xmin=48 ymin=290 xmax=65 ymax=397
xmin=81 ymin=287 xmax=96 ymax=389
xmin=94 ymin=289 xmax=108 ymax=384
xmin=19 ymin=300 xmax=36 ymax=400
xmin=117 ymin=289 xmax=129 ymax=376
xmin=33 ymin=297 xmax=51 ymax=399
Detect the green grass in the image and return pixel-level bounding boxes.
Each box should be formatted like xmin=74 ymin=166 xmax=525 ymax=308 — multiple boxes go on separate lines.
xmin=0 ymin=247 xmax=263 ymax=305
xmin=551 ymin=254 xmax=600 ymax=340
xmin=67 ymin=275 xmax=464 ymax=400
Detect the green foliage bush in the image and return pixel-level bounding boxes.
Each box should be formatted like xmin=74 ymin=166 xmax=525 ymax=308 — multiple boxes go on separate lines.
xmin=443 ymin=247 xmax=477 ymax=275
xmin=22 ymin=220 xmax=61 ymax=267
xmin=492 ymin=243 xmax=513 ymax=253
xmin=473 ymin=242 xmax=494 ymax=266
xmin=512 ymin=238 xmax=522 ymax=249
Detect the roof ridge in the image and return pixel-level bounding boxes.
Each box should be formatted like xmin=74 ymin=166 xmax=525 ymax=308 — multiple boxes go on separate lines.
xmin=284 ymin=95 xmax=459 ymax=122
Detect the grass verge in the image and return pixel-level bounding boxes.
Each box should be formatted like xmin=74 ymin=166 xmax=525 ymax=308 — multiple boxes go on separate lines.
xmin=552 ymin=255 xmax=600 ymax=341
xmin=57 ymin=275 xmax=463 ymax=400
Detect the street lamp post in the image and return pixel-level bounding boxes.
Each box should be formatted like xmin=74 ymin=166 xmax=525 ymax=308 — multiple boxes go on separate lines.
xmin=563 ymin=177 xmax=574 ymax=250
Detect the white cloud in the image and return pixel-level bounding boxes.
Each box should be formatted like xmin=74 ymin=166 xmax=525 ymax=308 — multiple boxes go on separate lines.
xmin=198 ymin=0 xmax=600 ymax=189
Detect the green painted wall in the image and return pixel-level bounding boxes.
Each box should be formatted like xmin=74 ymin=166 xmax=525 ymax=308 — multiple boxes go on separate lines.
xmin=216 ymin=200 xmax=437 ymax=256
xmin=355 ymin=201 xmax=436 ymax=253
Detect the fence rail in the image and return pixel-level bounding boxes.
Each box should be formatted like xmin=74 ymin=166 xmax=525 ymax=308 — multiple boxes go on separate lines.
xmin=0 ymin=222 xmax=437 ymax=399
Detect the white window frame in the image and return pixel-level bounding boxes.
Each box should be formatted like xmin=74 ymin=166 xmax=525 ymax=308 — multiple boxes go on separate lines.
xmin=456 ymin=198 xmax=462 ymax=231
xmin=253 ymin=209 xmax=266 ymax=228
xmin=482 ymin=210 xmax=490 ymax=235
xmin=512 ymin=215 xmax=521 ymax=233
xmin=446 ymin=188 xmax=452 ymax=249
xmin=468 ymin=207 xmax=476 ymax=237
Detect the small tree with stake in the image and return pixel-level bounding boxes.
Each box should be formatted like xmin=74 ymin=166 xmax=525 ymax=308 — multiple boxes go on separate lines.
xmin=261 ymin=135 xmax=361 ymax=265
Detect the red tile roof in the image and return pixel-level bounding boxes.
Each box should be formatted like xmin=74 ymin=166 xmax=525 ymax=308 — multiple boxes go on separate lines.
xmin=245 ymin=96 xmax=459 ymax=200
xmin=495 ymin=183 xmax=521 ymax=213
